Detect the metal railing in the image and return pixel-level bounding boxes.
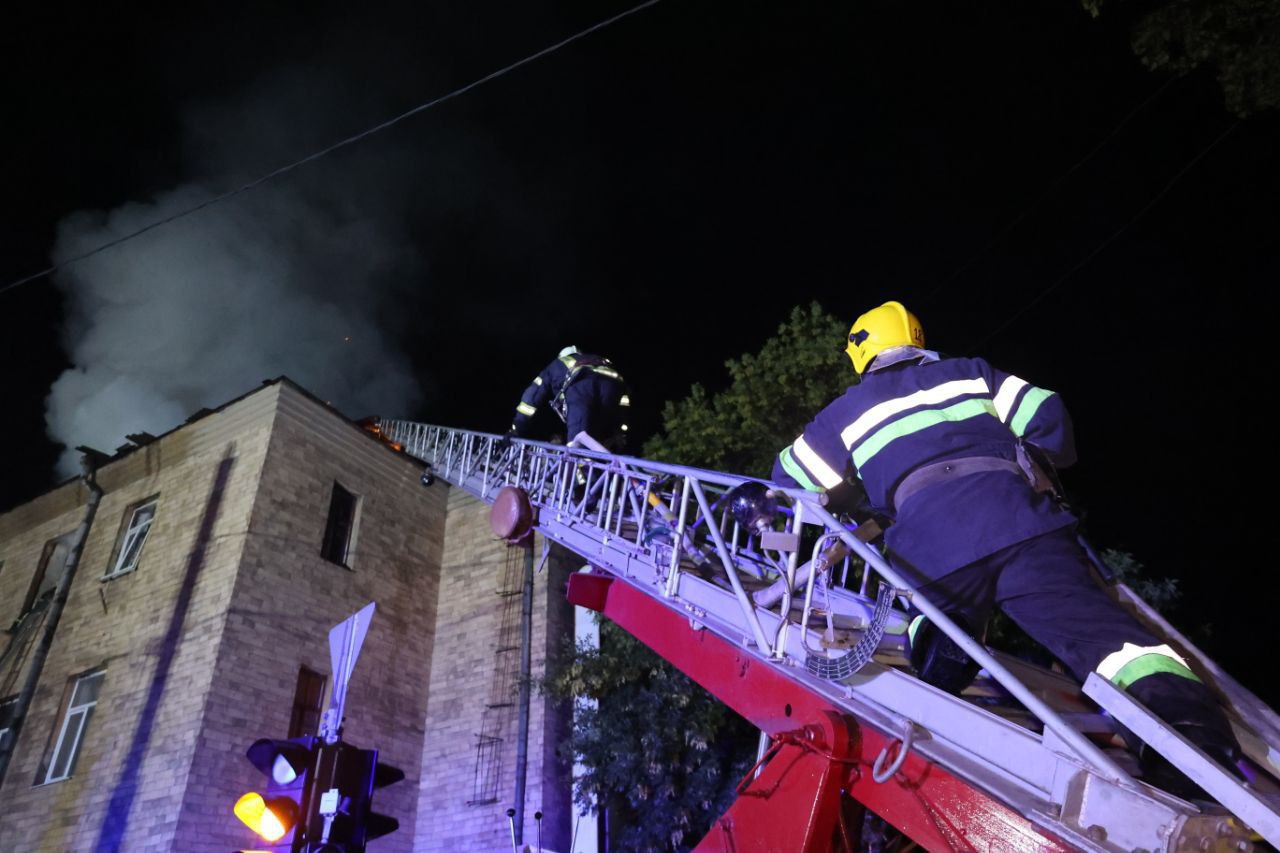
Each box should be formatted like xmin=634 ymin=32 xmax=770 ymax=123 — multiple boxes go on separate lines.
xmin=383 ymin=421 xmax=1122 ymax=775
xmin=380 ymin=420 xmax=1280 ymax=849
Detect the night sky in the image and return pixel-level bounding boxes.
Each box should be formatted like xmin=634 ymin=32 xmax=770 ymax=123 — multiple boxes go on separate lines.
xmin=2 ymin=2 xmax=1277 ymax=698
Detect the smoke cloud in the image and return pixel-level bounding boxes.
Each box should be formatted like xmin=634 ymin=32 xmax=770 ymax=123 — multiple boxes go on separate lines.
xmin=46 ymin=72 xmax=426 ymax=476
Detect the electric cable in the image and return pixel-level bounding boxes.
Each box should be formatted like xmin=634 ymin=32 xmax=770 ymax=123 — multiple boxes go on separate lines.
xmin=0 ymin=0 xmax=662 ymax=298
xmin=918 ymin=76 xmax=1178 ymax=307
xmin=971 ymin=119 xmax=1240 ymax=349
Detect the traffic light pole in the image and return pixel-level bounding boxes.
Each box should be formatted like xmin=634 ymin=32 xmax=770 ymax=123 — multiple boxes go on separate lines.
xmin=234 ymin=604 xmax=404 ymax=853
xmin=512 ymin=543 xmax=535 ymax=846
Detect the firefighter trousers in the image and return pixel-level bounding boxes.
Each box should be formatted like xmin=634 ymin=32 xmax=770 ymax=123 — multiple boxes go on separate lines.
xmin=563 ymin=373 xmax=627 ymax=452
xmin=909 ymin=526 xmax=1230 ymax=739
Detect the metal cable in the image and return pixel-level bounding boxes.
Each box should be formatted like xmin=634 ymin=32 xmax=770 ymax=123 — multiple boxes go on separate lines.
xmin=0 ymin=0 xmax=663 ymax=297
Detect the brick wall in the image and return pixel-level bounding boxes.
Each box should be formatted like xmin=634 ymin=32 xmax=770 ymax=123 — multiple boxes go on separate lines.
xmin=0 ymin=386 xmax=277 ymax=851
xmin=0 ymin=380 xmax=575 ymax=852
xmin=176 ymin=383 xmax=445 ymax=853
xmin=415 ymin=487 xmax=574 ymax=853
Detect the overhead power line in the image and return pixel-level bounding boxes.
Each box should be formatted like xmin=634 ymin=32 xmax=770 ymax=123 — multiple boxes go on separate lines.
xmin=0 ymin=0 xmax=663 ymax=299
xmin=972 ymin=119 xmax=1240 ymax=350
xmin=918 ymin=76 xmax=1178 ymax=307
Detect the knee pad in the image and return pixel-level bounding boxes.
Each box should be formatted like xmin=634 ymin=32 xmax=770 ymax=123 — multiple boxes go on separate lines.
xmin=908 ymin=614 xmax=982 ymax=694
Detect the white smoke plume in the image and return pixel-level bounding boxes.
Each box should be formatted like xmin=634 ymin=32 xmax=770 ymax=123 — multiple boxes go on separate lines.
xmin=45 ymin=74 xmax=425 ymax=476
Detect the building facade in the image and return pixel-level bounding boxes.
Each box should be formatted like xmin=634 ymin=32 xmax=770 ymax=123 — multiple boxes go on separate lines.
xmin=0 ymin=379 xmax=576 ymax=852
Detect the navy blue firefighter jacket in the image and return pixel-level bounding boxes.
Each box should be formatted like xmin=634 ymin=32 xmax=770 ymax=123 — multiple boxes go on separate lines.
xmin=772 ymin=354 xmax=1078 ymax=581
xmin=511 ymin=352 xmax=626 ymax=436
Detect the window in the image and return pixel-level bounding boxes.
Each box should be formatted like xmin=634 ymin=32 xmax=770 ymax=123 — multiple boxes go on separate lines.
xmin=320 ymin=483 xmax=359 ymax=567
xmin=23 ymin=531 xmax=77 ymax=614
xmin=0 ymin=696 xmax=16 ymax=752
xmin=42 ymin=670 xmax=105 ymax=784
xmin=288 ymin=667 xmax=327 ymax=738
xmin=105 ymin=497 xmax=158 ymax=579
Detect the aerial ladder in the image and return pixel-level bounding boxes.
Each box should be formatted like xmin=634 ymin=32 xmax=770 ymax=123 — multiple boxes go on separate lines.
xmin=378 ymin=419 xmax=1280 ymax=851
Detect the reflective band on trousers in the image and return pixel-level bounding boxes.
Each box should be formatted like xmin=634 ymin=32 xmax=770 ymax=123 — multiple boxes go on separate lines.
xmin=907 ymin=614 xmax=926 ymax=647
xmin=793 ymin=435 xmax=844 ymax=489
xmin=620 ymin=395 xmax=631 ymax=406
xmin=1096 ymin=642 xmax=1200 ymax=690
xmin=516 ymin=402 xmax=537 ymax=416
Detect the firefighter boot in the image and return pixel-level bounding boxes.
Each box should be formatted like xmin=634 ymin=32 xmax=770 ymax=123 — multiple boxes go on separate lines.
xmin=1136 ymin=722 xmax=1243 ymax=802
xmin=907 ymin=615 xmax=982 ymax=695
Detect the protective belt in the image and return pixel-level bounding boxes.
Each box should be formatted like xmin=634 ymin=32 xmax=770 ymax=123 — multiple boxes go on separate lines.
xmin=892 ymin=456 xmax=1023 ymax=512
xmin=551 ymin=361 xmax=624 ymax=422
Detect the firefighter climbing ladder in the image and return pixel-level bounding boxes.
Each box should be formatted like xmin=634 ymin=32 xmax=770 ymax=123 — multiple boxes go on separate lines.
xmin=380 ymin=420 xmax=1280 ymax=852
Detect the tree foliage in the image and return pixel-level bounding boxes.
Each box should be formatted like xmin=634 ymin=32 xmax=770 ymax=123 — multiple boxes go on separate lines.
xmin=643 ymin=302 xmax=853 ymax=477
xmin=543 ymin=620 xmax=756 ymax=851
xmin=1084 ymin=0 xmax=1280 ymax=115
xmin=1100 ymin=547 xmax=1182 ymax=611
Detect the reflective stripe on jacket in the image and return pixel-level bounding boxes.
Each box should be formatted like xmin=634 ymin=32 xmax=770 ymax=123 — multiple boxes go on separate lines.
xmin=772 ymin=356 xmax=1076 ymax=578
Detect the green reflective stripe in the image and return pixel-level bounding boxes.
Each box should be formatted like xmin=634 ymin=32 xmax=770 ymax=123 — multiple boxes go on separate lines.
xmin=1009 ymin=387 xmax=1054 ymax=437
xmin=1109 ymin=654 xmax=1201 ymax=690
xmin=532 ymin=376 xmax=543 ymax=386
xmin=559 ymin=356 xmax=577 ymax=368
xmin=779 ymin=447 xmax=823 ymax=492
xmin=852 ymin=398 xmax=997 ymax=469
xmin=907 ymin=614 xmax=926 ymax=647
xmin=516 ymin=402 xmax=537 ymax=416
xmin=591 ymin=366 xmax=620 ymax=379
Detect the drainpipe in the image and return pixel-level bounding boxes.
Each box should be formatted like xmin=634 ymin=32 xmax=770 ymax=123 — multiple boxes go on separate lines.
xmin=512 ymin=543 xmax=535 ymax=846
xmin=0 ymin=454 xmax=103 ymax=786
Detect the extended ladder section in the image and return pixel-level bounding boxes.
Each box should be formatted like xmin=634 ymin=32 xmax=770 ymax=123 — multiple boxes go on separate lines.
xmin=381 ymin=420 xmax=1280 ymax=851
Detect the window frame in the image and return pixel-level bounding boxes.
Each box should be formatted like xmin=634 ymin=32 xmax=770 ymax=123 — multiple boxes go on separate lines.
xmin=41 ymin=669 xmax=105 ymax=785
xmin=103 ymin=496 xmax=159 ymax=580
xmin=0 ymin=695 xmax=17 ymax=753
xmin=287 ymin=667 xmax=328 ymax=739
xmin=23 ymin=531 xmax=77 ymax=614
xmin=320 ymin=482 xmax=360 ymax=568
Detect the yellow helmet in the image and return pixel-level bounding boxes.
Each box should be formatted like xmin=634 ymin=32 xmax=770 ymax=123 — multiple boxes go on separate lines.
xmin=845 ymin=301 xmax=925 ymax=374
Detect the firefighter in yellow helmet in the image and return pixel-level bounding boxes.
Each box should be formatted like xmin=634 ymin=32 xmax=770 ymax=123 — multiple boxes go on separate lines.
xmin=773 ymin=300 xmax=1241 ymax=799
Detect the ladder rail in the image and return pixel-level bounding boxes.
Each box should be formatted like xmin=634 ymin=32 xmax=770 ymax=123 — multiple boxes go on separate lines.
xmin=382 ymin=420 xmax=1280 ymax=849
xmin=389 ymin=419 xmax=1124 ymax=778
xmin=801 ymin=496 xmax=1132 ymax=783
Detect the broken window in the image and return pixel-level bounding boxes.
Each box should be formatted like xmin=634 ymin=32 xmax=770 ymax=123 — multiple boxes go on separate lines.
xmin=320 ymin=482 xmax=359 ymax=568
xmin=288 ymin=667 xmax=327 ymax=739
xmin=0 ymin=696 xmax=17 ymax=753
xmin=23 ymin=531 xmax=77 ymax=614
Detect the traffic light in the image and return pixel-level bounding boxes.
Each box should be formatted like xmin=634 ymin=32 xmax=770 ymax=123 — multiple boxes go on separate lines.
xmin=235 ymin=736 xmax=318 ymax=852
xmin=305 ymin=742 xmax=404 ymax=852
